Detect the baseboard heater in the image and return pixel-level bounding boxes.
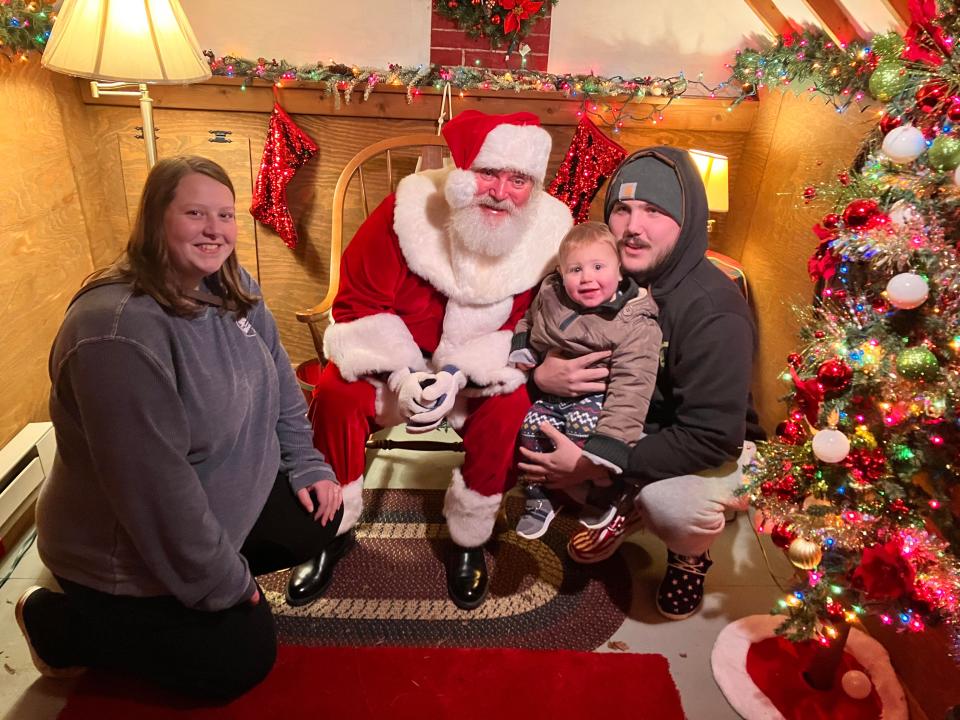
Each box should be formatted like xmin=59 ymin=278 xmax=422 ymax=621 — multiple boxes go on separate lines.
xmin=0 ymin=423 xmax=54 ymax=559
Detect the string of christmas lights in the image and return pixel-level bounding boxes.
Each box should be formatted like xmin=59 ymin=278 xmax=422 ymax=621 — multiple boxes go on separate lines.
xmin=0 ymin=0 xmax=54 ymax=61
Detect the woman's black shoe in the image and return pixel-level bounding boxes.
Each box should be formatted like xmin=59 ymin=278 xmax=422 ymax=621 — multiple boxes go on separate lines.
xmin=285 ymin=530 xmax=356 ymax=606
xmin=446 ymin=543 xmax=488 ymax=610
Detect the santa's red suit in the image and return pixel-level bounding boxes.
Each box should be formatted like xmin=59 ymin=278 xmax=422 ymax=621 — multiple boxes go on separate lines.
xmin=308 ymin=138 xmax=572 ymax=548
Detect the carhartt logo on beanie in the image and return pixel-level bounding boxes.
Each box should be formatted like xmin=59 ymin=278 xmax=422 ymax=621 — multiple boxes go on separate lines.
xmin=604 ymin=153 xmax=683 ymax=227
xmin=442 ymin=110 xmax=552 ymax=208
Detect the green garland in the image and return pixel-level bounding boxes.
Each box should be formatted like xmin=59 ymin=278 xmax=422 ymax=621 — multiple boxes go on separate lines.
xmin=0 ymin=0 xmax=55 ymax=58
xmin=434 ymin=0 xmax=558 ymax=53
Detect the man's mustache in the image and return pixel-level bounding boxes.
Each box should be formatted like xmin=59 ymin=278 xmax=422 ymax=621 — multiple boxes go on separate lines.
xmin=621 ymin=234 xmax=649 ymax=249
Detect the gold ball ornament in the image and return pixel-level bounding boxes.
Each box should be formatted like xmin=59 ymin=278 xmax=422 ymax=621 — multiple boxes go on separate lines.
xmin=787 ymin=537 xmax=823 ymax=569
xmin=927 ymin=134 xmax=960 ymax=171
xmin=896 ymin=347 xmax=939 ymax=381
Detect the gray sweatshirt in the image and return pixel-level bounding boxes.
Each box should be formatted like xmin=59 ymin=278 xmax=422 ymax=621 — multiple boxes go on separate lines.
xmin=37 ymin=271 xmax=335 ymax=611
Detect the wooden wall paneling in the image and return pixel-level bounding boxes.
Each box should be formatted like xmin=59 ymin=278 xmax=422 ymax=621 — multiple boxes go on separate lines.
xmin=49 ymin=74 xmax=118 ymax=271
xmin=804 ymin=0 xmax=868 ymax=44
xmin=736 ymin=91 xmax=872 ymax=432
xmin=0 ymin=58 xmax=96 ymax=446
xmin=881 ymin=0 xmax=911 ymax=27
xmin=116 ymin=132 xmax=259 ymax=279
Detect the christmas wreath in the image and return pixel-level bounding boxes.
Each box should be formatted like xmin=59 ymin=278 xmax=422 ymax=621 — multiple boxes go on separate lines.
xmin=435 ymin=0 xmax=558 ymax=52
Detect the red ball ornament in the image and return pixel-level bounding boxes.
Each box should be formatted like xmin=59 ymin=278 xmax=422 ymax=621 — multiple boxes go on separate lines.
xmin=803 ymin=186 xmax=817 ymax=200
xmin=947 ymin=98 xmax=960 ymax=123
xmin=817 ymin=358 xmax=854 ymax=394
xmin=491 ymin=13 xmax=501 ymax=23
xmin=776 ymin=420 xmax=807 ymax=445
xmin=864 ymin=212 xmax=891 ymax=230
xmin=825 ymin=599 xmax=846 ymax=620
xmin=837 ymin=171 xmax=850 ymax=186
xmin=772 ymin=523 xmax=797 ymax=549
xmin=815 ymin=330 xmax=826 ymax=339
xmin=447 ymin=0 xmax=457 ymax=6
xmin=879 ymin=113 xmax=903 ymax=135
xmin=822 ymin=213 xmax=840 ymax=229
xmin=788 ymin=353 xmax=803 ymax=368
xmin=842 ymin=198 xmax=880 ymax=229
xmin=915 ymin=80 xmax=949 ymax=113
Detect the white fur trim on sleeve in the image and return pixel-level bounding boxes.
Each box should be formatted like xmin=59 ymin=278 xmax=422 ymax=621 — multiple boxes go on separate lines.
xmin=442 ymin=468 xmax=502 ymax=547
xmin=322 ymin=313 xmax=427 ymax=381
xmin=433 ymin=330 xmax=514 ymax=387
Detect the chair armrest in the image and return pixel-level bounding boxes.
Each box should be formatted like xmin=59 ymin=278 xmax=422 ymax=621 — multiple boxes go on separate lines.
xmin=295 ymin=300 xmax=333 ymax=324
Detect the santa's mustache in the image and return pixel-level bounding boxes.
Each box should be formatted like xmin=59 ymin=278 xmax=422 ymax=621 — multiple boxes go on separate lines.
xmin=476 ymin=197 xmax=518 ymax=214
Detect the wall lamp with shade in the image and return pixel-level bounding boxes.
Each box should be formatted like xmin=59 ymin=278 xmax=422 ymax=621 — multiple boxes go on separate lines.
xmin=41 ymin=0 xmax=211 ymax=169
xmin=688 ymin=149 xmax=729 ymax=233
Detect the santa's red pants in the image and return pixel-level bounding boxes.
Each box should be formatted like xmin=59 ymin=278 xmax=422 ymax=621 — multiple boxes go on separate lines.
xmin=308 ymin=362 xmax=530 ymax=497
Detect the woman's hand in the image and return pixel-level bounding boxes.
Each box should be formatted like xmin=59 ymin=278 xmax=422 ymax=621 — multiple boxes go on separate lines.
xmin=296 ymin=480 xmax=343 ymax=526
xmin=517 ymin=423 xmax=609 ymax=489
xmin=532 ymin=350 xmax=611 ymax=397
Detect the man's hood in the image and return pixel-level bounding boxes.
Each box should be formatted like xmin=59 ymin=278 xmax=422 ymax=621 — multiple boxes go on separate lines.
xmin=604 ymin=147 xmax=709 ymax=299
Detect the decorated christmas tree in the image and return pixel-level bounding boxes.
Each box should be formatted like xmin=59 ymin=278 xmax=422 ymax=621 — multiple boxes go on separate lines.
xmin=740 ymin=1 xmax=960 ymax=666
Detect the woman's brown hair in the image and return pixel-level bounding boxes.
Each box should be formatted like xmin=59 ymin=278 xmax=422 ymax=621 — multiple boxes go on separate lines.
xmin=89 ymin=155 xmax=259 ymax=317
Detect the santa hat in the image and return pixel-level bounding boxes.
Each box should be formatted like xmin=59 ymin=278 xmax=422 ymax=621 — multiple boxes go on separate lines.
xmin=441 ymin=110 xmax=552 ymax=208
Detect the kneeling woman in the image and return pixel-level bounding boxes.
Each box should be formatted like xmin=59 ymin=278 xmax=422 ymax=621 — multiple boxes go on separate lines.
xmin=17 ymin=156 xmax=343 ymax=701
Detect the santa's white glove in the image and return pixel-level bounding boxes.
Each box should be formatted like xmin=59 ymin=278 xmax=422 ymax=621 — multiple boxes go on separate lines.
xmin=407 ymin=365 xmax=467 ymax=433
xmin=388 ymin=367 xmax=435 ymax=421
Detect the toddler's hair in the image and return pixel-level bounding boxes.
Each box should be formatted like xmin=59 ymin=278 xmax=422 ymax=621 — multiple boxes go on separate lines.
xmin=558 ymin=221 xmax=619 ymax=266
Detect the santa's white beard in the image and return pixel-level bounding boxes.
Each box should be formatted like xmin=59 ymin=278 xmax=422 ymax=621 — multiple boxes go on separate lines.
xmin=447 ymin=195 xmax=538 ymax=258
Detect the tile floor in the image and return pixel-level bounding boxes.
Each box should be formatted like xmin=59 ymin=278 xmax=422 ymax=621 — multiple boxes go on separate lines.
xmin=0 ymin=432 xmax=798 ymax=719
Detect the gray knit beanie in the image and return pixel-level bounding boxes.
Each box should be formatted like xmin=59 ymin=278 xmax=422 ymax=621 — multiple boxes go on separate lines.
xmin=604 ymin=154 xmax=683 ymax=227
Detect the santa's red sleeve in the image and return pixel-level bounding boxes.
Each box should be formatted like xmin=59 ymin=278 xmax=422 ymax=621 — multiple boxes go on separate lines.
xmin=322 ymin=197 xmax=428 ymax=381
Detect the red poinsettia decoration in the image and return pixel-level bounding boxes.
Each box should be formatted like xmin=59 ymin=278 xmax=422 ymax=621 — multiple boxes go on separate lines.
xmin=500 ymin=0 xmax=543 ymax=34
xmin=851 ymin=540 xmax=916 ymax=601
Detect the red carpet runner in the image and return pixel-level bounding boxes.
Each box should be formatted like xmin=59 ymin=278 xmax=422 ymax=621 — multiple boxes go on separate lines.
xmin=59 ymin=645 xmax=684 ymax=719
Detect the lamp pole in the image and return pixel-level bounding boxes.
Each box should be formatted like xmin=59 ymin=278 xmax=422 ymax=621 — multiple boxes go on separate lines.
xmin=89 ymin=81 xmax=158 ymax=169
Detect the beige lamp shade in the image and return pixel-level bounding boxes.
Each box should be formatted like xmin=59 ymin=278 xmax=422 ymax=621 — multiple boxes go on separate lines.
xmin=688 ymin=149 xmax=729 ymax=213
xmin=41 ymin=0 xmax=211 ymax=84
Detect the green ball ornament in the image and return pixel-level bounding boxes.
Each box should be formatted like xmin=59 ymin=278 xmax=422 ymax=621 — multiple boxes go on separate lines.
xmin=896 ymin=347 xmax=939 ymax=381
xmin=871 ymin=33 xmax=905 ymax=61
xmin=869 ymin=61 xmax=909 ymax=102
xmin=926 ymin=135 xmax=960 ymax=171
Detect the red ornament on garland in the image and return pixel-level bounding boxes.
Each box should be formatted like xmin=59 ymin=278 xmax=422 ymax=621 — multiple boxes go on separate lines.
xmin=491 ymin=14 xmax=501 ymax=23
xmin=915 ymin=80 xmax=949 ymax=113
xmin=837 ymin=171 xmax=850 ymax=186
xmin=250 ymin=101 xmax=319 ymax=249
xmin=787 ymin=353 xmax=803 ymax=368
xmin=842 ymin=198 xmax=880 ymax=229
xmin=879 ymin=113 xmax=903 ymax=135
xmin=821 ymin=213 xmax=840 ymax=229
xmin=547 ymin=116 xmax=627 ymax=223
xmin=803 ymin=186 xmax=817 ymax=201
xmin=947 ymin=98 xmax=960 ymax=123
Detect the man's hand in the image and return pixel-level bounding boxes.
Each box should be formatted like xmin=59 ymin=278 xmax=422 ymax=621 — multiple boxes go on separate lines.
xmin=249 ymin=586 xmax=261 ymax=605
xmin=296 ymin=480 xmax=343 ymax=526
xmin=517 ymin=423 xmax=609 ymax=489
xmin=533 ymin=350 xmax=611 ymax=397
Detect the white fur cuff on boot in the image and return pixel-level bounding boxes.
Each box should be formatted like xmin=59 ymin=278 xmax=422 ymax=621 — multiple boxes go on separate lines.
xmin=442 ymin=468 xmax=502 ymax=547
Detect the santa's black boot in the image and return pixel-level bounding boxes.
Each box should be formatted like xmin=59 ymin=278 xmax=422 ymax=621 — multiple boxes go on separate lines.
xmin=446 ymin=543 xmax=489 ymax=610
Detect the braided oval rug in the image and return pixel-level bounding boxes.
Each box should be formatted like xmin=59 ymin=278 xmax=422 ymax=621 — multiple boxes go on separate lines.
xmin=258 ymin=488 xmax=632 ymax=650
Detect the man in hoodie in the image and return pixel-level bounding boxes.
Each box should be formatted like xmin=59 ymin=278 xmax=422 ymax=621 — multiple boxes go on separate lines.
xmin=518 ymin=146 xmax=764 ymax=620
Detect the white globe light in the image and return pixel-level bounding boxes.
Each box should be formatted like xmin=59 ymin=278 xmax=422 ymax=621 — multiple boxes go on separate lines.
xmin=812 ymin=428 xmax=850 ymax=463
xmin=841 ymin=670 xmax=872 ymax=700
xmin=886 ymin=272 xmax=929 ymax=309
xmin=881 ymin=124 xmax=927 ymax=164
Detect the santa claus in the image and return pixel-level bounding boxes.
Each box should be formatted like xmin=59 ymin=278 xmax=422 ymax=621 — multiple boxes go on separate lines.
xmin=290 ymin=110 xmax=572 ymax=609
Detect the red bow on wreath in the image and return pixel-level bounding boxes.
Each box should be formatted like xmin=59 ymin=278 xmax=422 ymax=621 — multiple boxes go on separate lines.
xmin=903 ymin=0 xmax=953 ymax=66
xmin=500 ymin=0 xmax=543 ymax=34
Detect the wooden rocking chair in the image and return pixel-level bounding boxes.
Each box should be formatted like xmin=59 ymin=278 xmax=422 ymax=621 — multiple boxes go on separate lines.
xmin=295 ymin=133 xmax=462 ymax=451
